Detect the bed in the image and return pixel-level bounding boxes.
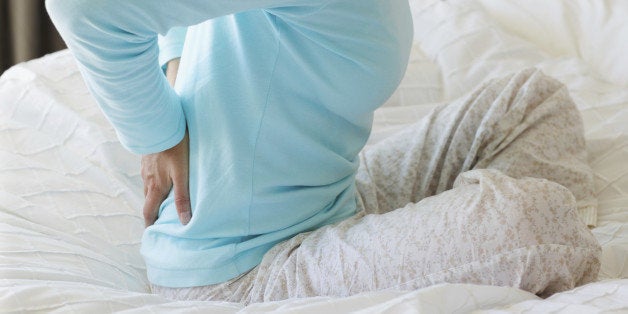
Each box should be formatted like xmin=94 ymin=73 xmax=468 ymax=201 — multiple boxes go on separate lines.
xmin=1 ymin=0 xmax=627 ymax=312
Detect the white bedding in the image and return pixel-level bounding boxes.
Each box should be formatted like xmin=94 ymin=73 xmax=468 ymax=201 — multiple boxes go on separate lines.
xmin=1 ymin=0 xmax=627 ymax=312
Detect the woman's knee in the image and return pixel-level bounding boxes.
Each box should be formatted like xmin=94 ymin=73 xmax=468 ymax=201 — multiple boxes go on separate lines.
xmin=454 ymin=169 xmax=591 ymax=247
xmin=452 ymin=169 xmax=601 ymax=294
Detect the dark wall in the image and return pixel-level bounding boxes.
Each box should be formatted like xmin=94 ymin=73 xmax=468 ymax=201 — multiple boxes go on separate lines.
xmin=1 ymin=0 xmax=66 ymax=74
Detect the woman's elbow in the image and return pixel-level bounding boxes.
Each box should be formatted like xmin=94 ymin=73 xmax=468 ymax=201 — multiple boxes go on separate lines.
xmin=46 ymin=0 xmax=109 ymax=38
xmin=47 ymin=0 xmax=85 ymax=35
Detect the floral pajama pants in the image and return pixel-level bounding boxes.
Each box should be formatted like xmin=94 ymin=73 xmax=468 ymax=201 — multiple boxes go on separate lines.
xmin=153 ymin=68 xmax=601 ymax=304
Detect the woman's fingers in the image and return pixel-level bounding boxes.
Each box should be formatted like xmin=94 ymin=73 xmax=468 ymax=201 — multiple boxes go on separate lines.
xmin=172 ymin=170 xmax=192 ymax=225
xmin=143 ymin=185 xmax=165 ymax=227
xmin=171 ymin=131 xmax=191 ymax=225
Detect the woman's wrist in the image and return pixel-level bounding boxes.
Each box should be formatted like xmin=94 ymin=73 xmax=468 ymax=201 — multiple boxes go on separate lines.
xmin=165 ymin=58 xmax=181 ymax=87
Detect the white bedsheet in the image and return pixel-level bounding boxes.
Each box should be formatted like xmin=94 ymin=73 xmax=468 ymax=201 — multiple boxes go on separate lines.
xmin=1 ymin=0 xmax=627 ymax=312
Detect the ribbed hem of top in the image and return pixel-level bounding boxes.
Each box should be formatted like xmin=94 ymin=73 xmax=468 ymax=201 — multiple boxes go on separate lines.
xmin=145 ymin=244 xmax=270 ymax=288
xmin=158 ymin=27 xmax=187 ymax=70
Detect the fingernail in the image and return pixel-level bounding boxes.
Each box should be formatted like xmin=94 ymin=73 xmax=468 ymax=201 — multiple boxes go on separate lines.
xmin=180 ymin=211 xmax=192 ymax=225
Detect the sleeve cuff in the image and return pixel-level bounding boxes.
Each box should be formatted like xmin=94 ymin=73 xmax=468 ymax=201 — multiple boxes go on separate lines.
xmin=158 ymin=27 xmax=187 ymax=70
xmin=116 ymin=81 xmax=187 ymax=155
xmin=121 ymin=113 xmax=186 ymax=155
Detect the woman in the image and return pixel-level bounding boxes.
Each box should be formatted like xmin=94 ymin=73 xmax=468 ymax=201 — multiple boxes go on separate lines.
xmin=47 ymin=0 xmax=600 ymax=304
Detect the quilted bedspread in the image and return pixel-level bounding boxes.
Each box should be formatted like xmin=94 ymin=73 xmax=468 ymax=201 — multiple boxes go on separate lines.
xmin=1 ymin=0 xmax=627 ymax=312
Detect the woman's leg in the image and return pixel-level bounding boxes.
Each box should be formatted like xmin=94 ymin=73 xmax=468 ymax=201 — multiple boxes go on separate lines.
xmin=241 ymin=169 xmax=600 ymax=302
xmin=153 ymin=69 xmax=601 ymax=303
xmin=356 ymin=68 xmax=596 ymax=225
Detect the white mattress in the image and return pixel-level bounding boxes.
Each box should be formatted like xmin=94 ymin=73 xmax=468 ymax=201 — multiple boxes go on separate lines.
xmin=1 ymin=0 xmax=627 ymax=312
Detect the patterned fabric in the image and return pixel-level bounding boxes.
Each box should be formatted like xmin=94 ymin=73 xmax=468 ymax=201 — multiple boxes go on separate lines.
xmin=152 ymin=69 xmax=601 ymax=303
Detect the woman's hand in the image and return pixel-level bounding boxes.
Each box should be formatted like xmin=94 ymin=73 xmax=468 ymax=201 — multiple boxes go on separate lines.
xmin=141 ymin=131 xmax=190 ymax=227
xmin=141 ymin=57 xmax=189 ymax=227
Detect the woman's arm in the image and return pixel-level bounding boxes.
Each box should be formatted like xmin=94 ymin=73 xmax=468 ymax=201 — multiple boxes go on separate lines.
xmin=46 ymin=0 xmax=327 ymax=154
xmin=140 ymin=57 xmax=187 ymax=227
xmin=46 ymin=0 xmax=325 ymax=226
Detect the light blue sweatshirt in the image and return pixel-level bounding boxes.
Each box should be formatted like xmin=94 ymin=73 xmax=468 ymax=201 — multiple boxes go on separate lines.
xmin=47 ymin=0 xmax=412 ymax=287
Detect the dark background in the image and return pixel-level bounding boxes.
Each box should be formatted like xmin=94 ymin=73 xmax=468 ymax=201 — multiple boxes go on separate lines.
xmin=0 ymin=0 xmax=66 ymax=75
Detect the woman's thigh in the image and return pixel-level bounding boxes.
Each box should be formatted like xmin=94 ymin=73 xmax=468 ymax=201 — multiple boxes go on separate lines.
xmin=355 ymin=68 xmax=595 ymax=224
xmin=228 ymin=169 xmax=599 ymax=303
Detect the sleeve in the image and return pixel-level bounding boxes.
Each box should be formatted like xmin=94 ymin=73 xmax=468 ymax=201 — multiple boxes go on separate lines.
xmin=158 ymin=27 xmax=187 ymax=72
xmin=46 ymin=0 xmax=327 ymax=154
